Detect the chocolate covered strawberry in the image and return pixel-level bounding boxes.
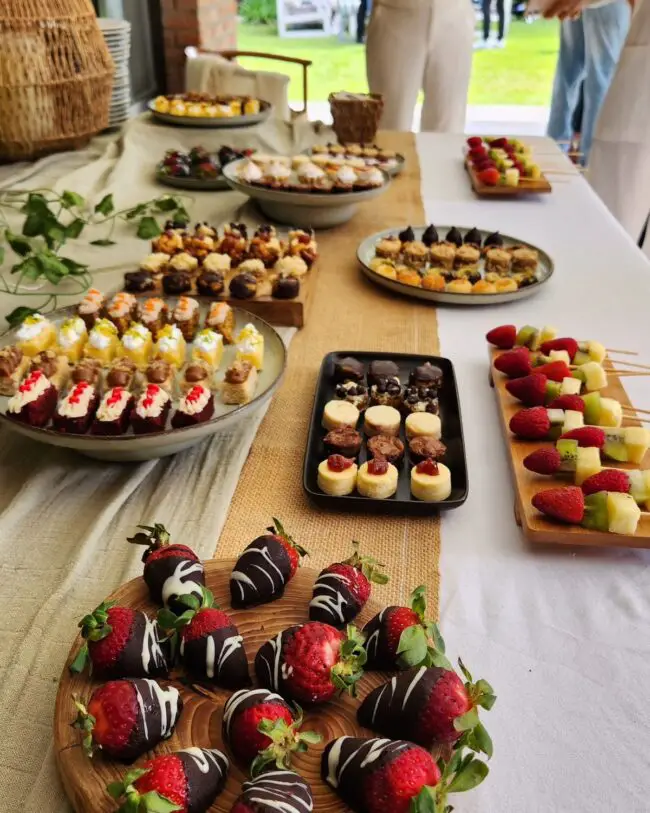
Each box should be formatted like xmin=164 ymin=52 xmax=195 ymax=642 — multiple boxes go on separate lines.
xmin=128 ymin=523 xmax=205 ymax=612
xmin=222 ymin=688 xmax=321 ymax=774
xmin=108 ymin=748 xmax=229 ymax=813
xmin=158 ymin=587 xmax=249 ymax=689
xmin=309 ymin=541 xmax=388 ymax=629
xmin=230 ymin=770 xmax=313 ymax=813
xmin=73 ymin=678 xmax=182 ymax=761
xmin=255 ymin=621 xmax=366 ymax=705
xmin=230 ymin=519 xmax=307 ymax=608
xmin=69 ymin=601 xmax=169 ymax=678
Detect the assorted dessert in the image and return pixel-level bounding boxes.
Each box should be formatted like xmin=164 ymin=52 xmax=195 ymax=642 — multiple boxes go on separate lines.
xmin=367 ymin=224 xmax=543 ymax=295
xmin=157 ymin=144 xmax=255 ymax=182
xmin=310 ymin=141 xmax=404 ymax=173
xmin=151 ymin=92 xmax=264 ymax=119
xmin=465 ymin=136 xmax=547 ymax=188
xmin=123 ymin=220 xmax=318 ymax=303
xmin=0 ymin=301 xmax=267 ymax=436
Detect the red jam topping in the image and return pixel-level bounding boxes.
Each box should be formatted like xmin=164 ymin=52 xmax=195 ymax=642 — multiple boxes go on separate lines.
xmin=416 ymin=458 xmax=439 ymax=476
xmin=19 ymin=370 xmax=43 ymax=392
xmin=106 ymin=387 xmax=124 ymax=406
xmin=142 ymin=384 xmax=160 ymax=409
xmin=328 ymin=454 xmax=354 ymax=472
xmin=367 ymin=459 xmax=389 ymax=476
xmin=69 ymin=381 xmax=89 ymax=404
xmin=186 ymin=385 xmax=205 ymax=404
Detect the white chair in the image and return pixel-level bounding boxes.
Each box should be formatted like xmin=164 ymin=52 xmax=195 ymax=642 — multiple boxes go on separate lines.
xmin=276 ymin=0 xmax=333 ymax=38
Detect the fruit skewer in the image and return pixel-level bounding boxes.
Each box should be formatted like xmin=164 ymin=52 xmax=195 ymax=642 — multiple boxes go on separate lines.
xmin=487 ymin=324 xmax=638 ymax=360
xmin=531 ymin=486 xmax=642 ymax=536
xmin=494 ymin=348 xmax=613 ymax=392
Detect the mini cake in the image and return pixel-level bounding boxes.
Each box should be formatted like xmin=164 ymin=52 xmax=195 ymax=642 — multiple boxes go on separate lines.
xmin=202 ymin=252 xmax=231 ymax=275
xmin=180 ymin=359 xmax=213 ymax=393
xmin=219 ymin=224 xmax=248 ymax=264
xmin=16 ymin=314 xmax=56 ymax=357
xmin=169 ymin=252 xmax=199 ymax=275
xmin=367 ymin=360 xmax=400 ymax=386
xmin=91 ymin=386 xmax=133 ymax=435
xmin=53 ymin=381 xmax=99 ymax=434
xmin=403 ymin=384 xmax=439 ymax=414
xmin=120 ymin=323 xmax=153 ymax=369
xmin=396 ymin=268 xmax=422 ymax=287
xmin=145 ymin=359 xmax=174 ymax=393
xmin=162 ymin=272 xmax=192 ymax=296
xmin=332 ymin=165 xmax=357 ymax=191
xmin=364 ymin=405 xmax=401 ymax=437
xmin=355 ymin=167 xmax=384 ymax=189
xmin=322 ymin=399 xmax=360 ymax=431
xmin=78 ymin=288 xmax=105 ymax=330
xmin=409 ymin=436 xmax=447 ymax=463
xmin=323 ymin=425 xmax=362 ymax=458
xmin=6 ymin=369 xmax=58 ymax=427
xmin=272 ymin=276 xmax=300 ymax=299
xmin=369 ymin=377 xmax=402 ymax=408
xmin=454 ymin=244 xmax=481 ymax=269
xmin=106 ymin=293 xmax=137 ymax=335
xmin=375 ymin=235 xmax=402 ymax=259
xmin=403 ymin=241 xmax=428 ymax=269
xmin=288 ymin=229 xmax=318 ymax=267
xmin=0 ymin=346 xmax=29 ymax=396
xmin=411 ymin=459 xmax=452 ymax=502
xmin=248 ymin=232 xmax=283 ymax=268
xmin=292 ymin=153 xmax=311 ymax=169
xmin=298 ymin=161 xmax=327 ymax=186
xmin=317 ymin=455 xmax=358 ymax=496
xmin=192 ymin=328 xmax=223 ymax=369
xmin=154 ymin=324 xmax=186 ymax=368
xmin=429 ymin=242 xmax=456 ymax=270
xmin=274 ymin=256 xmax=308 ymax=279
xmin=55 ymin=316 xmax=88 ymax=363
xmin=334 ymin=356 xmax=364 ymax=383
xmin=511 ymin=245 xmax=539 ymax=272
xmin=183 ymin=233 xmax=215 ymax=260
xmin=139 ymin=298 xmax=168 ymax=339
xmin=472 ymin=279 xmax=497 ymax=293
xmin=72 ymin=357 xmax=102 ymax=388
xmin=229 ymin=272 xmax=258 ymax=300
xmin=106 ymin=357 xmax=137 ymax=390
xmin=238 ymin=159 xmax=264 ymax=184
xmin=421 ymin=272 xmax=446 ymax=292
xmin=238 ymin=258 xmax=267 ymax=282
xmin=235 ymin=323 xmax=264 ymax=370
xmin=153 ymin=230 xmax=184 ymax=255
xmin=335 ymin=380 xmax=369 ymax=410
xmin=405 ymin=411 xmax=442 ymax=440
xmin=367 ymin=434 xmax=405 ymax=464
xmin=264 ymin=160 xmax=292 ymax=187
xmin=495 ymin=277 xmax=518 ymax=293
xmin=221 ymin=360 xmax=258 ymax=405
xmin=196 ymin=271 xmax=225 ymax=297
xmin=356 ymin=459 xmax=399 ymax=499
xmin=206 ymin=302 xmax=235 ymax=344
xmin=124 ymin=270 xmax=154 ymax=294
xmin=410 ymin=362 xmax=443 ymax=389
xmin=172 ymin=296 xmax=200 ymax=341
xmin=140 ymin=252 xmax=170 ymax=277
xmin=485 ymin=248 xmax=512 ymax=275
xmin=131 ymin=384 xmax=171 ymax=434
xmin=446 ymin=278 xmax=472 ymax=294
xmin=29 ymin=350 xmax=71 ymax=391
xmin=172 ymin=383 xmax=214 ymax=428
xmin=84 ymin=319 xmax=119 ymax=365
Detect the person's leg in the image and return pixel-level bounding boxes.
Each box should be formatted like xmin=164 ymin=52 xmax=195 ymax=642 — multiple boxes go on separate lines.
xmin=580 ymin=1 xmax=631 ymax=164
xmin=482 ymin=0 xmax=492 ymax=41
xmin=546 ymin=17 xmax=586 ymax=146
xmin=497 ymin=0 xmax=505 ymax=41
xmin=356 ymin=0 xmax=368 ymax=43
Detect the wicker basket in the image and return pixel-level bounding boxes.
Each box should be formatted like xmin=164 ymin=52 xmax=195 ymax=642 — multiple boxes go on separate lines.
xmin=329 ymin=91 xmax=384 ymax=145
xmin=0 ymin=0 xmax=114 ymax=162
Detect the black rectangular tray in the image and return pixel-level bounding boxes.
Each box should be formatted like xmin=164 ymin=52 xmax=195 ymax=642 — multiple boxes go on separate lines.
xmin=303 ymin=350 xmax=469 ymax=515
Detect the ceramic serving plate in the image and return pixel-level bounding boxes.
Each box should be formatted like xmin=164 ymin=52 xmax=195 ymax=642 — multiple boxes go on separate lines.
xmin=0 ymin=305 xmax=286 ymax=463
xmin=148 ymin=100 xmax=273 ymax=129
xmin=155 ymin=169 xmax=230 ymax=192
xmin=357 ymin=225 xmax=554 ymax=306
xmin=222 ymin=159 xmax=391 ymax=229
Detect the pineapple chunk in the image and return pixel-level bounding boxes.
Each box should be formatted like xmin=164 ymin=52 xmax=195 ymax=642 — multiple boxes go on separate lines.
xmin=579 ymin=361 xmax=608 ymax=392
xmin=624 ymin=427 xmax=650 ymax=465
xmin=562 ymin=410 xmax=584 ymax=433
xmin=598 ymin=397 xmax=623 ymax=428
xmin=504 ymin=168 xmax=520 ymax=187
xmin=587 ymin=341 xmax=606 ymax=363
xmin=607 ymin=492 xmax=641 ymax=535
xmin=549 ymin=349 xmax=571 ymax=365
xmin=539 ymin=325 xmax=558 ymax=344
xmin=575 ymin=447 xmax=601 ymax=485
xmin=560 ymin=377 xmax=582 ymax=396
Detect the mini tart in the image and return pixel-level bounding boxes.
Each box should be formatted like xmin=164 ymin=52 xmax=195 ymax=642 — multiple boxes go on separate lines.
xmin=510 ymin=246 xmax=539 ymax=272
xmin=83 ymin=318 xmax=119 ymax=366
xmin=317 ymin=456 xmax=358 ymax=496
xmin=375 ymin=236 xmax=402 ymax=259
xmin=454 ymin=266 xmax=481 ymax=284
xmin=206 ymin=302 xmax=235 ymax=344
xmin=495 ymin=277 xmax=518 ymax=293
xmin=369 ymin=376 xmax=402 ymax=409
xmin=421 ymin=272 xmax=446 ymax=292
xmin=153 ymin=230 xmax=184 ymax=255
xmin=78 ymin=288 xmax=105 ymax=330
xmin=91 ymin=387 xmax=133 ymax=435
xmin=0 ymin=346 xmax=29 ymax=396
xmin=405 ymin=411 xmax=442 ymax=440
xmin=154 ymin=324 xmax=186 ymax=368
xmin=29 ymin=350 xmax=71 ymax=391
xmin=192 ymin=328 xmax=224 ymax=369
xmin=139 ymin=298 xmax=168 ymax=340
xmin=131 ymin=384 xmax=172 ymax=434
xmin=181 ymin=359 xmax=214 ymax=393
xmin=221 ymin=360 xmax=258 ymax=405
xmin=16 ymin=314 xmax=56 ymax=357
xmin=248 ymin=235 xmax=282 ymax=268
xmin=364 ymin=405 xmax=401 ymax=437
xmin=472 ymin=279 xmax=497 ymax=294
xmin=374 ymin=263 xmax=397 ymax=280
xmin=322 ymin=399 xmax=360 ymax=431
xmin=356 ymin=459 xmax=399 ymax=499
xmin=120 ymin=323 xmax=153 ymax=369
xmin=446 ymin=278 xmax=472 ymax=294
xmin=6 ymin=369 xmax=58 ymax=427
xmin=335 ymin=380 xmax=368 ymax=411
xmin=429 ymin=243 xmax=456 ymax=270
xmin=454 ymin=244 xmax=481 ymax=269
xmin=235 ymin=323 xmax=264 ymax=370
xmin=411 ymin=460 xmax=452 ymax=502
xmin=172 ymin=383 xmax=215 ymax=428
xmin=403 ymin=241 xmax=428 ymax=269
xmin=396 ymin=268 xmax=422 ymax=287
xmin=183 ymin=234 xmax=215 ymax=260
xmin=484 ymin=248 xmax=512 ymax=275
xmin=172 ymin=296 xmax=200 ymax=341
xmin=55 ymin=316 xmax=88 ymax=362
xmin=53 ymin=381 xmax=99 ymax=434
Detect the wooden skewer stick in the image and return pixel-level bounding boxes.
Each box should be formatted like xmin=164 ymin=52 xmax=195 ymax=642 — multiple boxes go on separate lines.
xmin=622 ymin=417 xmax=650 ymax=424
xmin=606 ymin=348 xmax=639 ymax=356
xmin=622 ymin=407 xmax=650 ymax=416
xmin=615 ymin=371 xmax=650 ymax=378
xmin=602 ymin=360 xmax=650 ymax=372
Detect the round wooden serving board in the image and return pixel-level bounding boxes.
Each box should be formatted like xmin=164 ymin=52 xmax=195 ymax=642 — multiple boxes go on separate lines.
xmin=55 ymin=560 xmax=391 ymax=812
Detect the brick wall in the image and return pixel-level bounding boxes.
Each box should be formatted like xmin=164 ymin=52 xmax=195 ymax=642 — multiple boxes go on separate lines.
xmin=160 ymin=0 xmax=237 ymax=93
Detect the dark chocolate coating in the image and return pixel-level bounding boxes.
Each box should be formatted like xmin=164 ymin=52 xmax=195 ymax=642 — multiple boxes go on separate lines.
xmin=230 ymin=535 xmax=292 ymax=608
xmin=323 ymin=426 xmax=362 ymax=458
xmin=94 ymin=610 xmax=170 ymax=679
xmin=398 ymin=225 xmax=415 ymax=243
xmin=409 ymin=362 xmax=443 ymax=388
xmin=362 ymin=606 xmax=404 ymax=669
xmin=333 ymin=356 xmax=365 ymax=383
xmin=180 ymin=617 xmax=250 ymax=688
xmin=124 ymin=270 xmax=155 ymax=293
xmin=409 ymin=436 xmax=447 ymax=463
xmin=222 ymin=687 xmax=292 ymax=746
xmin=367 ymin=360 xmax=400 ymax=386
xmin=483 ymin=230 xmax=504 ymax=248
xmin=116 ymin=678 xmax=182 ymax=762
xmin=421 ymin=224 xmax=439 ymax=247
xmin=255 ymin=627 xmax=296 ymax=695
xmin=196 ymin=271 xmax=225 ymax=297
xmin=464 ymin=227 xmax=482 ymax=246
xmin=178 ymin=748 xmax=229 ymax=813
xmin=229 ymin=272 xmax=257 ymax=300
xmin=309 ymin=569 xmax=361 ymax=628
xmin=144 ymin=551 xmax=205 ymax=611
xmin=162 ymin=272 xmax=192 ymax=295
xmin=457 ymin=268 xmax=482 ymax=284
xmin=445 ymin=227 xmax=463 ymax=247
xmin=235 ymin=770 xmax=313 ymax=813
xmin=272 ymin=276 xmax=300 ymax=299
xmin=367 ymin=434 xmax=405 ymax=464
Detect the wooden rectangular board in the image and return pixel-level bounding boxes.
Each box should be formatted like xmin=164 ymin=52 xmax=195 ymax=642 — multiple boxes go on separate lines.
xmin=465 ymin=159 xmax=552 ymax=198
xmin=490 ymin=348 xmax=650 ymax=548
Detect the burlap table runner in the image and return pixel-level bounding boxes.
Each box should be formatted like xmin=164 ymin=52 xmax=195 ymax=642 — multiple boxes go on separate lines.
xmin=218 ymin=132 xmax=442 ymax=613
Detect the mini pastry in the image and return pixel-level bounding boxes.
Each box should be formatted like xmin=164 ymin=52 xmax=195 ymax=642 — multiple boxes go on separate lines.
xmin=172 ymin=383 xmax=215 ymax=428
xmin=53 ymin=381 xmax=99 ymax=434
xmin=274 ymin=255 xmax=308 ymax=279
xmin=84 ymin=318 xmax=119 ymax=365
xmin=323 ymin=425 xmax=362 ymax=457
xmin=335 ymin=380 xmax=369 ymax=410
xmin=229 ymin=272 xmax=258 ymax=300
xmin=446 ymin=278 xmax=472 ymax=294
xmin=472 ymin=279 xmax=497 ymax=293
xmin=464 ymin=227 xmax=482 ymax=246
xmin=322 ymin=399 xmax=360 ymax=431
xmin=403 ymin=384 xmax=439 ymax=414
xmin=405 ymin=411 xmax=441 ymax=440
xmin=344 ymin=143 xmax=362 ymax=156
xmin=421 ymin=272 xmax=446 ymax=292
xmin=403 ymin=241 xmax=428 ymax=269
xmin=183 ymin=232 xmax=215 ymax=260
xmin=145 ymin=359 xmax=174 ymax=393
xmin=411 ymin=459 xmax=452 ymax=502
xmin=421 ymin=224 xmax=439 ymax=247
xmin=180 ymin=359 xmax=213 ymax=393
xmin=91 ymin=386 xmax=133 ymax=435
xmin=221 ymin=360 xmax=258 ymax=405
xmin=429 ymin=242 xmax=456 ymax=270
xmin=513 ymin=271 xmax=537 ymax=288
xmin=369 ymin=377 xmax=402 ymax=408
xmin=410 ymin=362 xmax=442 ymax=389
xmin=454 ymin=266 xmax=481 ymax=284
xmin=172 ymin=296 xmax=200 ymax=341
xmin=370 ymin=257 xmax=392 ymax=272
xmin=367 ymin=434 xmax=405 ymax=464
xmin=55 ymin=317 xmax=88 ymax=363
xmin=264 ymin=160 xmax=292 ymax=186
xmin=120 ymin=323 xmax=153 ymax=369
xmin=192 ymin=328 xmax=223 ymax=369
xmin=16 ymin=313 xmax=56 ymax=357
xmin=248 ymin=233 xmax=283 ymax=268
xmin=154 ymin=324 xmax=186 ymax=368
xmin=29 ymin=350 xmax=70 ymax=391
xmin=106 ymin=293 xmax=137 ymax=335
xmin=0 ymin=346 xmax=29 ymax=396
xmin=6 ymin=369 xmax=58 ymax=427
xmin=483 ymin=230 xmax=504 ymax=248
xmin=298 ymin=161 xmax=327 ymax=186
xmin=235 ymin=323 xmax=264 ymax=370
xmin=153 ymin=230 xmax=184 ymax=254
xmin=202 ymin=252 xmax=231 ymax=275
xmin=409 ymin=436 xmax=447 ymax=463
xmin=445 ymin=227 xmax=463 ymax=247
xmin=131 ymin=384 xmax=171 ymax=434
xmin=106 ymin=357 xmax=137 ymax=390
xmin=332 ymin=165 xmax=357 ymax=191
xmin=334 ymin=356 xmax=365 ymax=383
xmin=485 ymin=247 xmax=512 ymax=275
xmin=364 ymin=405 xmax=401 ymax=437
xmin=238 ymin=158 xmax=264 ymax=183
xmin=374 ymin=262 xmax=397 ymax=280
xmin=237 ymin=258 xmax=267 ymax=281
xmin=398 ymin=226 xmax=415 ymax=243
xmin=196 ymin=270 xmax=225 ymax=297
xmin=195 ymin=222 xmax=217 ymax=239
xmin=220 ymin=224 xmax=248 ymax=264
xmin=375 ymin=235 xmax=402 ymax=259
xmin=139 ymin=297 xmax=168 ymax=339
xmin=140 ymin=252 xmax=170 ymax=277
xmin=355 ymin=167 xmax=384 ymax=189
xmin=317 ymin=455 xmax=358 ymax=496
xmin=396 ymin=268 xmax=421 ymax=287
xmin=288 ymin=229 xmax=318 ymax=267
xmin=454 ymin=244 xmax=480 ymax=269
xmin=495 ymin=277 xmax=518 ymax=293
xmin=356 ymin=459 xmax=399 ymax=499
xmin=162 ymin=271 xmax=192 ymax=295
xmin=169 ymin=252 xmax=199 ymax=275
xmin=206 ymin=302 xmax=235 ymax=344
xmin=367 ymin=360 xmax=399 ymax=386
xmin=124 ymin=270 xmax=154 ymax=293
xmin=72 ymin=357 xmax=102 ymax=388
xmin=510 ymin=245 xmax=539 ymax=272
xmin=78 ymin=288 xmax=105 ymax=330
xmin=272 ymin=276 xmax=300 ymax=299
xmin=292 ymin=153 xmax=312 ymax=169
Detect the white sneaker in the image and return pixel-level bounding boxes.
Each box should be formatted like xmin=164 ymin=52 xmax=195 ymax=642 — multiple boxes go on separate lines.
xmin=494 ymin=38 xmax=506 ymax=48
xmin=475 ymin=39 xmax=489 ymax=49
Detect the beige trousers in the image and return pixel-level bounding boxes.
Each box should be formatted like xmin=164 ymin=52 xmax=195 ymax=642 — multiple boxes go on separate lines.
xmin=366 ymin=0 xmax=475 ymax=132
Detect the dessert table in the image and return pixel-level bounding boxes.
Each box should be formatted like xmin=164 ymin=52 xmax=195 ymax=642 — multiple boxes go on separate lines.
xmin=0 ymin=120 xmax=649 ymax=812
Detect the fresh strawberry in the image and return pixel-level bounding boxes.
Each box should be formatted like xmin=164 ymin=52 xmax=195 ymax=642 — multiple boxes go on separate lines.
xmin=523 ymin=447 xmax=562 ymax=475
xmin=107 ymin=747 xmax=229 ymax=813
xmin=582 ymin=469 xmax=630 ymax=496
xmin=548 ymin=394 xmax=585 ymax=412
xmin=466 ymin=136 xmax=483 ymax=149
xmin=73 ymin=678 xmax=182 ymax=760
xmin=486 ymin=324 xmax=516 ymax=349
xmin=532 ymin=486 xmax=585 ymax=524
xmin=69 ymin=601 xmax=169 ymax=679
xmin=493 ymin=347 xmax=531 ymax=378
xmin=469 ymin=146 xmax=488 ymax=161
xmin=128 ymin=522 xmax=205 ymax=611
xmin=505 ymin=373 xmax=547 ymax=406
xmin=534 ymin=361 xmax=572 ymax=382
xmin=477 ymin=167 xmax=500 ymax=186
xmin=509 ymin=406 xmax=551 ymax=440
xmin=560 ymin=426 xmax=606 ymax=448
xmin=309 ymin=541 xmax=389 ymax=628
xmin=489 ymin=137 xmax=508 ymax=148
xmin=222 ymin=688 xmax=321 ymax=775
xmin=255 ymin=621 xmax=366 ymax=705
xmin=540 ymin=337 xmax=579 ymax=360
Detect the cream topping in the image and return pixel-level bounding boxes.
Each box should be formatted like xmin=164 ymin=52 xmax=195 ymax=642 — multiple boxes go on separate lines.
xmin=299 ymin=162 xmax=326 ymax=181
xmin=140 ymin=252 xmax=170 ymax=273
xmin=202 ymin=253 xmax=231 ymax=273
xmin=194 ymin=329 xmax=222 ymax=353
xmin=178 ymin=384 xmax=211 ymax=415
xmin=207 ymin=303 xmax=231 ymax=327
xmin=335 ymin=165 xmax=357 ymax=185
xmin=57 ymin=382 xmax=96 ymax=418
xmin=78 ymin=289 xmax=103 ymax=314
xmin=58 ymin=317 xmax=86 ymax=348
xmin=96 ymin=387 xmax=130 ymax=421
xmin=169 ymin=252 xmax=198 ymax=273
xmin=141 ymin=298 xmax=165 ymax=322
xmin=17 ymin=314 xmax=49 ymax=341
xmin=173 ymin=297 xmax=199 ymax=321
xmin=267 ymin=161 xmax=292 ymax=180
xmin=238 ymin=159 xmax=263 ymax=182
xmin=7 ymin=370 xmax=50 ymax=412
xmin=136 ymin=384 xmax=170 ymax=418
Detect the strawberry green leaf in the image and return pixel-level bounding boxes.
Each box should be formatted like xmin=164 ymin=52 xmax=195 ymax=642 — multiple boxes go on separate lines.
xmin=476 ymin=692 xmax=497 ymax=711
xmin=446 ymin=759 xmax=489 ymax=793
xmin=426 ymin=622 xmax=446 ymax=654
xmin=453 ymin=708 xmax=480 ymax=732
xmin=157 ymin=609 xmax=178 ymax=631
xmin=298 ymin=730 xmax=323 ymax=744
xmin=409 ymin=786 xmax=438 ymax=813
xmin=468 ymin=721 xmax=493 ymax=759
xmin=175 ymin=594 xmax=200 ymax=612
xmin=457 ymin=657 xmax=473 ymax=684
xmin=397 ymin=624 xmax=429 ymax=668
xmin=69 ymin=644 xmax=89 ymax=674
xmin=139 ymin=791 xmax=183 ymax=812
xmin=425 ymin=647 xmax=453 ymax=672
xmin=409 ymin=585 xmax=427 ymax=621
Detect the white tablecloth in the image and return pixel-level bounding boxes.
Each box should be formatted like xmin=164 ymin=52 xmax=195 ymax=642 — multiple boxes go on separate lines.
xmin=418 ymin=133 xmax=650 ymax=812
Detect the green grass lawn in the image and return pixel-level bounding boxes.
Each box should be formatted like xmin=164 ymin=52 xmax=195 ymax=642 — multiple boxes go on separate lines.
xmin=237 ymin=18 xmax=559 ymax=106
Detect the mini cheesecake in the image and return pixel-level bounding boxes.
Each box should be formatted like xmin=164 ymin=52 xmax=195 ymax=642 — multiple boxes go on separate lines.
xmin=221 ymin=361 xmax=258 ymax=405
xmin=411 ymin=459 xmax=452 ymax=502
xmin=323 ymin=399 xmax=360 ymax=431
xmin=120 ymin=323 xmax=153 ymax=369
xmin=83 ymin=319 xmax=120 ymax=366
xmin=77 ymin=288 xmax=105 ymax=330
xmin=29 ymin=350 xmax=71 ymax=391
xmin=171 ymin=383 xmax=215 ymax=428
xmin=6 ymin=369 xmax=58 ymax=427
xmin=131 ymin=384 xmax=171 ymax=434
xmin=356 ymin=459 xmax=399 ymax=499
xmin=106 ymin=357 xmax=138 ymax=391
xmin=91 ymin=386 xmax=134 ymax=435
xmin=0 ymin=346 xmax=30 ymax=396
xmin=192 ymin=329 xmax=223 ymax=369
xmin=154 ymin=324 xmax=186 ymax=368
xmin=106 ymin=292 xmax=137 ymax=334
xmin=180 ymin=359 xmax=214 ymax=393
xmin=172 ymin=296 xmax=200 ymax=342
xmin=405 ymin=411 xmax=442 ymax=440
xmin=53 ymin=381 xmax=99 ymax=434
xmin=139 ymin=297 xmax=168 ymax=340
xmin=206 ymin=302 xmax=235 ymax=345
xmin=318 ymin=455 xmax=358 ymax=496
xmin=16 ymin=313 xmax=56 ymax=357
xmin=364 ymin=405 xmax=401 ymax=437
xmin=235 ymin=324 xmax=264 ymax=370
xmin=55 ymin=316 xmax=88 ymax=363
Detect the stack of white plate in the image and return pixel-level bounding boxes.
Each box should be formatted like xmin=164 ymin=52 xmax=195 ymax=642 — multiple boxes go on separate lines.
xmin=98 ymin=18 xmax=132 ymax=129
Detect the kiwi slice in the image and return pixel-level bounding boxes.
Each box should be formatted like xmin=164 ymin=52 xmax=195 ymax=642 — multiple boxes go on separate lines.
xmin=515 ymin=325 xmax=538 ymax=348
xmin=557 ymin=439 xmax=579 ymax=472
xmin=583 ymin=492 xmax=609 ymax=531
xmin=582 ymin=392 xmax=602 ymax=426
